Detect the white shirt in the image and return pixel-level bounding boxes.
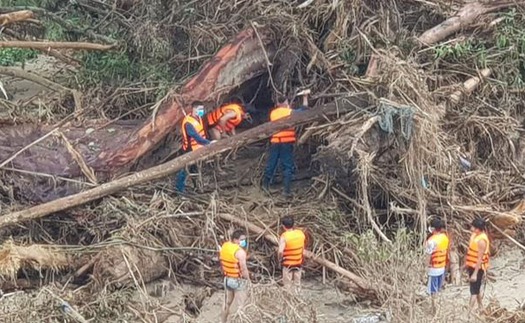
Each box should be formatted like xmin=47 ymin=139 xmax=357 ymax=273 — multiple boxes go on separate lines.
xmin=425 ymin=239 xmax=445 ymax=276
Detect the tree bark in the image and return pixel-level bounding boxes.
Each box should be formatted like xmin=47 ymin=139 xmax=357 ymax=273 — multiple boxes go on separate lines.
xmin=418 ymin=1 xmax=514 ymax=45
xmin=0 ymin=96 xmax=368 ymax=229
xmin=0 ymin=10 xmax=34 ymax=26
xmin=0 ymin=40 xmax=114 ymax=51
xmin=101 ymin=27 xmax=276 ymax=169
xmin=216 ymin=212 xmax=373 ymax=293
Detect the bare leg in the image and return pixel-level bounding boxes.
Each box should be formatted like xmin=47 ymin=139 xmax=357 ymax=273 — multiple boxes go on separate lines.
xmin=477 ymin=294 xmax=483 ymax=312
xmin=234 ymin=289 xmax=247 ymax=313
xmin=292 ymin=269 xmax=302 ymax=293
xmin=468 ymin=295 xmax=477 ymax=314
xmin=282 ymin=267 xmax=293 ymax=290
xmin=221 ymin=289 xmax=235 ymax=323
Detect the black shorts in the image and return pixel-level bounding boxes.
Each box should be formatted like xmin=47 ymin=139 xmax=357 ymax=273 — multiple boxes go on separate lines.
xmin=467 ymin=267 xmax=484 ymax=295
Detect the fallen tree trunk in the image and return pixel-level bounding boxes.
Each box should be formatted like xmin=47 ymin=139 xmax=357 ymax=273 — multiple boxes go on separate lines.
xmin=0 ymin=66 xmax=70 ymax=92
xmin=0 ymin=10 xmax=34 ymax=26
xmin=0 ymin=96 xmax=368 ymax=228
xmin=0 ymin=40 xmax=114 ymax=51
xmin=216 ymin=212 xmax=372 ymax=294
xmin=102 ymin=27 xmax=276 ymax=169
xmin=418 ymin=1 xmax=515 ymax=45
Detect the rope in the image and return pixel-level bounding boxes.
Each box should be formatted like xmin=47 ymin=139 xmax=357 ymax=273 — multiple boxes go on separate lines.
xmin=377 ymin=101 xmax=415 ymax=140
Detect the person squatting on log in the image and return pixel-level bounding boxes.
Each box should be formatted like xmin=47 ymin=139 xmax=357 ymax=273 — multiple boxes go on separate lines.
xmin=262 ymin=90 xmax=309 ymax=197
xmin=220 ymin=229 xmax=251 ymax=323
xmin=465 ymin=218 xmax=490 ymax=314
xmin=278 ymin=216 xmax=306 ymax=291
xmin=205 ymin=97 xmax=253 ymax=140
xmin=174 ymin=101 xmax=215 ymax=193
xmin=424 ymin=217 xmax=450 ymax=313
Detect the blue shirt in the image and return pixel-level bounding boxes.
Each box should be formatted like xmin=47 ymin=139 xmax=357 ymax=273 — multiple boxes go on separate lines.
xmin=185 ymin=123 xmax=210 ymax=145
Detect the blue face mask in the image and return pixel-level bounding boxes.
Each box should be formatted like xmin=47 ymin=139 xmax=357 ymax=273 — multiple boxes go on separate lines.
xmin=239 ymin=239 xmax=247 ymax=248
xmin=196 ymin=108 xmax=205 ymax=118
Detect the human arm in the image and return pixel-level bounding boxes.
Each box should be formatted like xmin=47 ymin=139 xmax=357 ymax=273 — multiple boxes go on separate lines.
xmin=470 ymin=239 xmax=487 ymax=281
xmin=424 ymin=240 xmax=436 ymax=267
xmin=218 ymin=111 xmax=237 ymax=129
xmin=278 ymin=236 xmax=286 ymax=262
xmin=236 ymin=249 xmax=250 ymax=281
xmin=185 ymin=123 xmax=211 ymax=145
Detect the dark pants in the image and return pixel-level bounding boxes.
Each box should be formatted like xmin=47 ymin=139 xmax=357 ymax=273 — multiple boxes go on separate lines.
xmin=174 ymin=163 xmax=198 ymax=193
xmin=263 ymin=143 xmax=294 ymax=194
xmin=467 ymin=267 xmax=485 ymax=295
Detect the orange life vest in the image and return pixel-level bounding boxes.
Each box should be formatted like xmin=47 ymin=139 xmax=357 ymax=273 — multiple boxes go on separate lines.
xmin=220 ymin=241 xmax=241 ymax=278
xmin=206 ymin=104 xmax=244 ymax=132
xmin=427 ymin=232 xmax=449 ymax=269
xmin=465 ymin=232 xmax=490 ymax=271
xmin=281 ymin=229 xmax=305 ymax=267
xmin=181 ymin=115 xmax=206 ymax=151
xmin=270 ymin=105 xmax=296 ymax=144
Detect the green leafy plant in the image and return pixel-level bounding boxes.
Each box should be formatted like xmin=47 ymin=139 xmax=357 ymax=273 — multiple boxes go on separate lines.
xmin=0 ymin=48 xmax=38 ymax=66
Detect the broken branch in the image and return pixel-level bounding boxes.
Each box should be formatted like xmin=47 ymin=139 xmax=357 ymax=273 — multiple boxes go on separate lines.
xmin=418 ymin=1 xmax=515 ymax=45
xmin=0 ymin=40 xmax=115 ymax=51
xmin=0 ymin=66 xmax=70 ymax=93
xmin=0 ymin=10 xmax=34 ymax=26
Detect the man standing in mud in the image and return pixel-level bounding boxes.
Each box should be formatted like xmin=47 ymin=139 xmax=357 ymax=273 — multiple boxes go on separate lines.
xmin=278 ymin=216 xmax=306 ymax=291
xmin=465 ymin=218 xmax=490 ymax=314
xmin=262 ymin=90 xmax=309 ymax=198
xmin=425 ymin=218 xmax=449 ymax=313
xmin=220 ymin=229 xmax=250 ymax=323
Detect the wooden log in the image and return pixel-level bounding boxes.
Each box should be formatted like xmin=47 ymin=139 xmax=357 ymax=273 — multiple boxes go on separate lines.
xmin=0 ymin=10 xmax=34 ymax=26
xmin=0 ymin=40 xmax=114 ymax=51
xmin=450 ymin=68 xmax=492 ymax=104
xmin=418 ymin=1 xmax=514 ymax=45
xmin=101 ymin=27 xmax=276 ymax=169
xmin=0 ymin=66 xmax=70 ymax=92
xmin=216 ymin=212 xmax=372 ymax=293
xmin=0 ymin=95 xmax=368 ymax=229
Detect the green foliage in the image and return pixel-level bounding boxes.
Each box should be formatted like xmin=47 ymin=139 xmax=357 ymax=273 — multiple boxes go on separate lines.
xmin=0 ymin=48 xmax=38 ymax=66
xmin=343 ymin=228 xmax=420 ymax=262
xmin=433 ymin=40 xmax=488 ymax=66
xmin=76 ymin=51 xmax=172 ymax=90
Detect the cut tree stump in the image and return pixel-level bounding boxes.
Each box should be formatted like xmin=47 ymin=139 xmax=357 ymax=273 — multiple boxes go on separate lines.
xmin=0 ymin=95 xmax=368 ymax=229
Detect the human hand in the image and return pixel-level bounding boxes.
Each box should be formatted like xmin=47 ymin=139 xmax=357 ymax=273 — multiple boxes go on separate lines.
xmin=469 ymin=273 xmax=477 ymax=283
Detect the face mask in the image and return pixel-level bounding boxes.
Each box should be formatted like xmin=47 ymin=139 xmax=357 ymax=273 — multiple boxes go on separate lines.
xmin=239 ymin=239 xmax=247 ymax=248
xmin=196 ymin=108 xmax=205 ymax=118
xmin=428 ymin=227 xmax=434 ymax=234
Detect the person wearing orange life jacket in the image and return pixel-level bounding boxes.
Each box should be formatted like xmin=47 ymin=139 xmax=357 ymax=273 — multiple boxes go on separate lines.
xmin=219 ymin=229 xmax=250 ymax=323
xmin=262 ymin=91 xmax=309 ymax=197
xmin=278 ymin=216 xmax=306 ymax=290
xmin=464 ymin=218 xmax=490 ymax=314
xmin=206 ymin=97 xmax=253 ymax=140
xmin=424 ymin=217 xmax=449 ymax=312
xmin=174 ymin=101 xmax=215 ymax=193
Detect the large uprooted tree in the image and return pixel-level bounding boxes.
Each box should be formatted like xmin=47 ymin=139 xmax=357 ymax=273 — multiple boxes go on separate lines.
xmin=0 ymin=0 xmax=525 ymax=322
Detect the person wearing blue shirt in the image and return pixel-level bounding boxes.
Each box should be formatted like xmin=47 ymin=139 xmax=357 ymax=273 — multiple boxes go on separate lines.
xmin=174 ymin=101 xmax=214 ymax=193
